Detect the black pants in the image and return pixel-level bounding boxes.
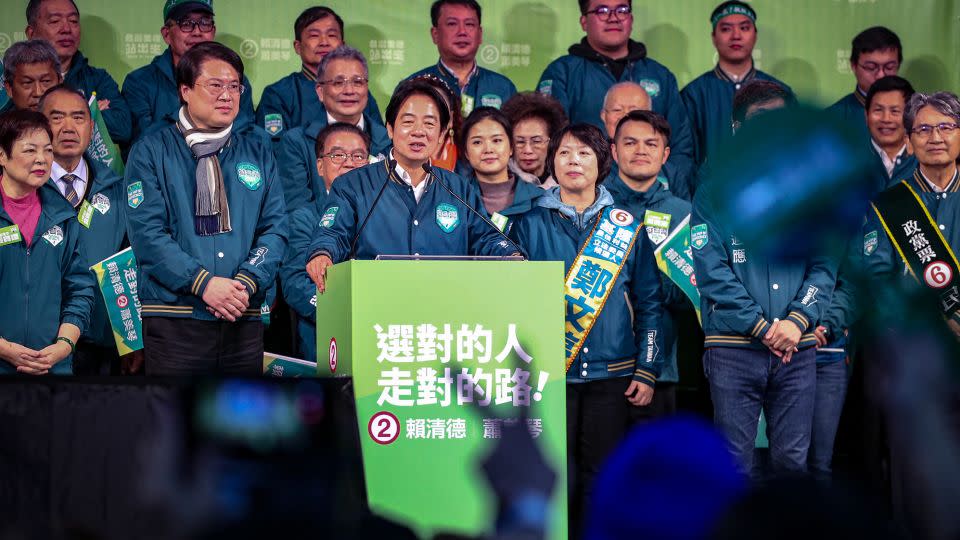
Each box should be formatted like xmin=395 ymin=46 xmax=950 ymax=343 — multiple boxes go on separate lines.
xmin=566 ymin=377 xmax=632 ymax=540
xmin=73 ymin=341 xmax=122 ymax=375
xmin=143 ymin=317 xmax=263 ymax=376
xmin=628 ymin=382 xmax=677 ymax=424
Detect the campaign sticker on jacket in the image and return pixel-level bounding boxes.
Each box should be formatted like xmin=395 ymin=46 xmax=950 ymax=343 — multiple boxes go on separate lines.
xmin=127 ymin=181 xmax=143 ymax=208
xmin=863 ymin=230 xmax=878 ymax=256
xmin=461 ymin=95 xmax=475 ymax=117
xmin=0 ymin=224 xmax=22 ymax=246
xmin=691 ymin=223 xmax=708 ymax=250
xmin=643 ymin=210 xmax=671 ymax=244
xmin=264 ymin=113 xmax=283 ymax=136
xmin=436 ymin=203 xmax=460 ymax=233
xmin=237 ymin=163 xmax=263 ymax=190
xmin=320 ymin=206 xmax=339 ymax=228
xmin=538 ymin=79 xmax=553 ymax=96
xmin=638 ymin=79 xmax=661 ymax=98
xmin=480 ymin=94 xmax=502 ymax=108
xmin=42 ymin=225 xmax=64 ymax=247
xmin=92 ymin=193 xmax=111 ymax=214
xmin=78 ymin=200 xmax=95 ymax=228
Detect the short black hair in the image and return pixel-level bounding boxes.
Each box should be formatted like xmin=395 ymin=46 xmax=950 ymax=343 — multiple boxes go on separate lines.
xmin=578 ymin=0 xmax=632 ymax=16
xmin=865 ymin=76 xmax=915 ymax=111
xmin=386 ymin=78 xmax=452 ymax=134
xmin=501 ymin=91 xmax=568 ymax=141
xmin=315 ymin=122 xmax=370 ymax=159
xmin=0 ymin=109 xmax=52 ymax=162
xmin=850 ymin=26 xmax=902 ymax=64
xmin=459 ymin=106 xmax=513 ymax=153
xmin=294 ymin=6 xmax=344 ymax=42
xmin=546 ymin=123 xmax=612 ymax=184
xmin=614 ymin=109 xmax=671 ymax=146
xmin=175 ymin=41 xmax=244 ymax=98
xmin=430 ymin=0 xmax=481 ymax=26
xmin=38 ymin=84 xmax=89 ymax=114
xmin=26 ymin=0 xmax=79 ymax=26
xmin=732 ymin=80 xmax=792 ymax=125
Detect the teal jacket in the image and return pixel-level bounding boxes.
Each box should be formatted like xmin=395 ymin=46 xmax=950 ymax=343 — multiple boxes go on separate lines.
xmin=827 ymin=90 xmax=869 ymax=141
xmin=476 ymin=175 xmax=543 ymax=236
xmin=280 ymin=199 xmax=323 ymax=362
xmin=71 ymin=157 xmax=129 ymax=349
xmin=255 ymin=69 xmax=382 ymax=143
xmin=65 ymin=51 xmax=132 ymax=145
xmin=870 ymin=143 xmax=917 ymax=192
xmin=124 ymin=124 xmax=288 ymax=320
xmin=605 ymin=175 xmax=691 ymax=383
xmin=0 ymin=183 xmax=96 ymax=374
xmin=121 ymin=48 xmax=255 ymax=143
xmin=691 ymin=185 xmax=837 ymax=350
xmin=681 ymin=65 xmax=791 ymax=167
xmin=308 ymin=160 xmax=516 ymax=262
xmin=276 ymin=114 xmax=391 ymax=210
xmin=538 ymin=39 xmax=695 ymax=198
xmin=511 ymin=186 xmax=664 ymax=387
xmin=408 ymin=61 xmax=517 ymax=112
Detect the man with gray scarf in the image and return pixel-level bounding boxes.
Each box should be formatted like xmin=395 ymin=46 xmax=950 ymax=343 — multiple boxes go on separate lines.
xmin=125 ymin=42 xmax=287 ymax=375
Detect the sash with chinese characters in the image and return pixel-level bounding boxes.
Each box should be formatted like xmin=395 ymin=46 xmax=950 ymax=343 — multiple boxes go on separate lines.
xmin=563 ymin=207 xmax=642 ymax=372
xmin=871 ymin=179 xmax=960 ymax=316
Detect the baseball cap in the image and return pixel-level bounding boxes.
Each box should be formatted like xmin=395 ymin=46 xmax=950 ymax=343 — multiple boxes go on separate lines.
xmin=163 ymin=0 xmax=214 ymax=22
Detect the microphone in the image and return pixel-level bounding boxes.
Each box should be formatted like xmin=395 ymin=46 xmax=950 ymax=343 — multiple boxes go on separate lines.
xmin=347 ymin=161 xmax=394 ymax=260
xmin=422 ymin=163 xmax=526 ymax=260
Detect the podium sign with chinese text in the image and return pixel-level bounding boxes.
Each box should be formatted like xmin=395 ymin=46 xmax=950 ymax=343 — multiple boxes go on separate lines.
xmin=316 ymin=260 xmax=567 ymax=540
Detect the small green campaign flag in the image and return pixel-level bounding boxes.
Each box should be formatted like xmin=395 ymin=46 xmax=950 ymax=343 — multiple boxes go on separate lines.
xmin=262 ymin=352 xmax=318 ymax=377
xmin=87 ymin=92 xmax=124 ymax=176
xmin=653 ymin=216 xmax=701 ymax=323
xmin=90 ymin=247 xmax=143 ymax=354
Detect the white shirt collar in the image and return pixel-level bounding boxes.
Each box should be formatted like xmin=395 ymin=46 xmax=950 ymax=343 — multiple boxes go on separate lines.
xmin=326 ymin=112 xmax=365 ymax=131
xmin=52 ymin=158 xmax=89 ymax=199
xmin=870 ymin=140 xmax=907 ymax=178
xmin=919 ymin=168 xmax=959 ymax=193
xmin=389 ymin=150 xmax=428 ymax=202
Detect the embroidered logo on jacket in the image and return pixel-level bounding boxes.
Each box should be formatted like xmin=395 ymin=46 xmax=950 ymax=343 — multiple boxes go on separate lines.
xmin=320 ymin=206 xmax=339 ymax=228
xmin=42 ymin=225 xmax=64 ymax=247
xmin=436 ymin=203 xmax=460 ymax=233
xmin=237 ymin=163 xmax=263 ymax=190
xmin=691 ymin=223 xmax=709 ymax=250
xmin=127 ymin=181 xmax=144 ymax=208
xmin=264 ymin=113 xmax=283 ymax=136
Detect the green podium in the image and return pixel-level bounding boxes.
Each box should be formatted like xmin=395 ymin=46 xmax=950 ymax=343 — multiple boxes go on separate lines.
xmin=316 ymin=260 xmax=567 ymax=540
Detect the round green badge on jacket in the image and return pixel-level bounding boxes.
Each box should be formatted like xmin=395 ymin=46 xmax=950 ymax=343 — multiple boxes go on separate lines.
xmin=237 ymin=162 xmax=263 ymax=190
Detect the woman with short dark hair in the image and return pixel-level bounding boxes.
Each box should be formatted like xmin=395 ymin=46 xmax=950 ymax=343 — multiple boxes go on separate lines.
xmin=511 ymin=122 xmax=664 ymax=532
xmin=0 ymin=109 xmax=94 ymax=374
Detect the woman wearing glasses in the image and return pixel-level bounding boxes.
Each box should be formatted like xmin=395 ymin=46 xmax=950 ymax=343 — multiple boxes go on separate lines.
xmin=501 ymin=92 xmax=567 ymax=188
xmin=460 ymin=107 xmax=542 ymax=235
xmin=125 ymin=42 xmax=288 ymax=375
xmin=0 ymin=110 xmax=95 ymax=375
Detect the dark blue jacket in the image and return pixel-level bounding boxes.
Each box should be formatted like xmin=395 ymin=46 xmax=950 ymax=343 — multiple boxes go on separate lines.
xmin=125 ymin=124 xmax=288 ymax=320
xmin=408 ymin=61 xmax=517 ymax=113
xmin=65 ymin=51 xmax=132 ymax=145
xmin=72 ymin=157 xmax=129 ymax=349
xmin=827 ymin=90 xmax=869 ymax=141
xmin=0 ymin=183 xmax=96 ymax=374
xmin=308 ymin=160 xmax=516 ymax=262
xmin=277 ymin=114 xmax=391 ymax=210
xmin=606 ymin=175 xmax=691 ymax=383
xmin=280 ymin=199 xmax=323 ymax=362
xmin=537 ymin=39 xmax=695 ymax=198
xmin=681 ymin=65 xmax=791 ymax=167
xmin=476 ymin=175 xmax=543 ymax=236
xmin=691 ymin=187 xmax=837 ymax=349
xmin=864 ymin=168 xmax=960 ymax=326
xmin=255 ymin=69 xmax=382 ymax=143
xmin=870 ymin=142 xmax=917 ymax=192
xmin=121 ymin=48 xmax=255 ymax=143
xmin=511 ymin=186 xmax=664 ymax=387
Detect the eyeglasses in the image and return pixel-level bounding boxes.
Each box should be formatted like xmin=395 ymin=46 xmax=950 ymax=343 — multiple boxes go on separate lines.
xmin=911 ymin=122 xmax=959 ymax=138
xmin=171 ymin=17 xmax=214 ymax=33
xmin=323 ymin=151 xmax=369 ymax=164
xmin=857 ymin=62 xmax=899 ymax=75
xmin=585 ymin=5 xmax=632 ymax=20
xmin=514 ymin=136 xmax=547 ymax=148
xmin=319 ymin=77 xmax=369 ymax=91
xmin=197 ymin=81 xmax=244 ymax=96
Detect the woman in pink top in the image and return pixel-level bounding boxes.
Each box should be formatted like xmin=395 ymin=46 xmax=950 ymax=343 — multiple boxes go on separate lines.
xmin=0 ymin=109 xmax=95 ymax=375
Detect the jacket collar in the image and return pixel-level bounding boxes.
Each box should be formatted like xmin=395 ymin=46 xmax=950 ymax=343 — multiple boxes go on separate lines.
xmin=568 ymin=38 xmax=647 ymax=64
xmin=538 ymin=184 xmax=614 ymax=230
xmin=84 ymin=155 xmax=124 ymax=195
xmin=913 ymin=167 xmax=960 ymax=193
xmin=152 ymin=48 xmax=176 ymax=83
xmin=64 ymin=50 xmax=88 ymax=80
xmin=712 ymin=62 xmax=757 ymax=84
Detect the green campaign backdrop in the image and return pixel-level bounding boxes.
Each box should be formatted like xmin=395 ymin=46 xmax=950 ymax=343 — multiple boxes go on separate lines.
xmin=0 ymin=0 xmax=956 ymax=109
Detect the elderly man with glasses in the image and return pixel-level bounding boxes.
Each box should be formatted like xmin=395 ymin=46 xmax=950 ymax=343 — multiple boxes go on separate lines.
xmin=121 ymin=0 xmax=257 ymax=142
xmin=537 ymin=0 xmax=696 ymax=200
xmin=276 ymin=45 xmax=390 ymax=211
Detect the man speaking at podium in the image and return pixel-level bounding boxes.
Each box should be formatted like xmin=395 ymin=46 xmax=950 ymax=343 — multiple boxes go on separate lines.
xmin=306 ymin=78 xmax=517 ymax=291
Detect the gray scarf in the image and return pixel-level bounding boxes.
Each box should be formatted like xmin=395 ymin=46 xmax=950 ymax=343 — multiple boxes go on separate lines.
xmin=177 ymin=107 xmax=232 ymax=235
